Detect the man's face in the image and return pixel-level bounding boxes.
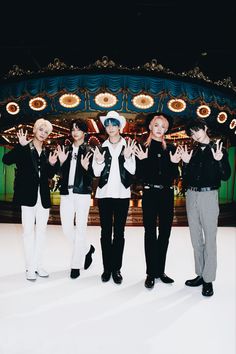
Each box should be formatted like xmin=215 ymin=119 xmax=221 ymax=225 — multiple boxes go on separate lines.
xmin=71 ymin=125 xmax=85 ymax=142
xmin=105 ymin=123 xmax=120 ymax=137
xmin=190 ymin=126 xmax=209 ymax=143
xmin=34 ymin=125 xmax=50 ymax=142
xmin=150 ymin=118 xmax=166 ymax=139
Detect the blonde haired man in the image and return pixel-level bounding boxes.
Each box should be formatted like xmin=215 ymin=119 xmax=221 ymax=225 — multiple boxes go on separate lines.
xmin=2 ymin=118 xmax=57 ymax=280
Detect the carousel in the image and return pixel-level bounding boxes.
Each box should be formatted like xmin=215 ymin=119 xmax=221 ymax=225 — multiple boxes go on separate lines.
xmin=0 ymin=56 xmax=235 ymax=225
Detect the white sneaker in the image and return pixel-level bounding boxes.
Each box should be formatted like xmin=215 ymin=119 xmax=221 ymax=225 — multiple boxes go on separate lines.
xmin=26 ymin=271 xmax=37 ymax=281
xmin=36 ymin=268 xmax=49 ymax=277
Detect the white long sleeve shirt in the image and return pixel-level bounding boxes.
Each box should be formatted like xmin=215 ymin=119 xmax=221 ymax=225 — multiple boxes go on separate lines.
xmin=92 ymin=137 xmax=136 ymax=199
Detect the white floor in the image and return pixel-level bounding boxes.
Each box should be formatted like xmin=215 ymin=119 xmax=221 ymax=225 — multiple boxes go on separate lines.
xmin=0 ymin=224 xmax=235 ymax=354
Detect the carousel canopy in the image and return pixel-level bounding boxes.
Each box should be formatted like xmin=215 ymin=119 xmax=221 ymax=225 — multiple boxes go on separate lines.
xmin=0 ymin=56 xmax=236 ymax=146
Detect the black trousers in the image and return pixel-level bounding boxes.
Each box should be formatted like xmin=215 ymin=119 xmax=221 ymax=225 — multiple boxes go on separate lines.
xmin=98 ymin=198 xmax=130 ymax=272
xmin=142 ymin=188 xmax=174 ymax=277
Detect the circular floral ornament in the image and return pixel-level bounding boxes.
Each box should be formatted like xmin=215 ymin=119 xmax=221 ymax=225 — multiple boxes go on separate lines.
xmin=217 ymin=112 xmax=227 ymax=124
xmin=6 ymin=102 xmax=20 ymax=115
xmin=196 ymin=105 xmax=211 ymax=118
xmin=59 ymin=93 xmax=81 ymax=108
xmin=29 ymin=97 xmax=47 ymax=111
xmin=94 ymin=93 xmax=117 ymax=108
xmin=132 ymin=94 xmax=154 ymax=109
xmin=229 ymin=118 xmax=236 ymax=130
xmin=167 ymin=99 xmax=186 ymax=112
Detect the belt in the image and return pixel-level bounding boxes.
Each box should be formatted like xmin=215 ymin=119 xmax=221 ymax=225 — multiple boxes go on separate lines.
xmin=68 ymin=185 xmax=74 ymax=189
xmin=144 ymin=183 xmax=173 ymax=190
xmin=188 ymin=186 xmax=218 ymax=192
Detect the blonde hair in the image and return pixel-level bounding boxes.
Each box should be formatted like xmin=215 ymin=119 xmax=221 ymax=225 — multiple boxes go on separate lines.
xmin=145 ymin=115 xmax=169 ymax=149
xmin=33 ymin=118 xmax=53 ymax=134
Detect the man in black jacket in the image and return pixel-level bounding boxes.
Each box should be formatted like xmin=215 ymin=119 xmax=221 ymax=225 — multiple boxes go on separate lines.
xmin=181 ymin=118 xmax=231 ymax=296
xmin=2 ymin=118 xmax=58 ymax=281
xmin=134 ymin=112 xmax=182 ymax=289
xmin=56 ymin=119 xmax=95 ymax=279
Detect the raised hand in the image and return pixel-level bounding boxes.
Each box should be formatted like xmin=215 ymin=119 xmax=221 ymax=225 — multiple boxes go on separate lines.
xmin=81 ymin=151 xmax=93 ymax=170
xmin=134 ymin=144 xmax=148 ymax=160
xmin=211 ymin=139 xmax=223 ymax=161
xmin=124 ymin=139 xmax=136 ymax=159
xmin=57 ymin=145 xmax=69 ymax=165
xmin=49 ymin=150 xmax=58 ymax=165
xmin=93 ymin=146 xmax=105 ymax=164
xmin=170 ymin=145 xmax=182 ymax=163
xmin=17 ymin=129 xmax=32 ymax=146
xmin=181 ymin=145 xmax=193 ymax=163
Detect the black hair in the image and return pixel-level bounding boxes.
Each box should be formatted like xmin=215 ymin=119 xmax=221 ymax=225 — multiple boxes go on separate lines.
xmin=185 ymin=118 xmax=208 ymax=137
xmin=70 ymin=118 xmax=88 ymax=133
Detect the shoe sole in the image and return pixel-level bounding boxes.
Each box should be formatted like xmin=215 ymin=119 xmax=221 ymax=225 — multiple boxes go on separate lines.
xmin=35 ymin=272 xmax=49 ymax=278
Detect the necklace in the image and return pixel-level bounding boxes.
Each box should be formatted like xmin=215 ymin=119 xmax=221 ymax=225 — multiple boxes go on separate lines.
xmin=109 ymin=137 xmax=121 ymax=145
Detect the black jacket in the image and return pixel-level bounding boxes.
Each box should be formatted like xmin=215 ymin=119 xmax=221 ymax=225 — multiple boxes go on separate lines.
xmin=136 ymin=140 xmax=179 ymax=186
xmin=2 ymin=142 xmax=56 ymax=208
xmin=182 ymin=141 xmax=231 ymax=189
xmin=58 ymin=143 xmax=94 ymax=195
xmin=98 ymin=146 xmax=133 ymax=189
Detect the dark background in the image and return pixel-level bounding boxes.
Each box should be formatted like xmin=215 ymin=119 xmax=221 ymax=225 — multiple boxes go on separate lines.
xmin=0 ymin=1 xmax=235 ymax=81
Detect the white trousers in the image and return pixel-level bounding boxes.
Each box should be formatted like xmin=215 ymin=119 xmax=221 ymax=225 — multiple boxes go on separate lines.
xmin=21 ymin=193 xmax=49 ymax=272
xmin=60 ymin=192 xmax=91 ymax=269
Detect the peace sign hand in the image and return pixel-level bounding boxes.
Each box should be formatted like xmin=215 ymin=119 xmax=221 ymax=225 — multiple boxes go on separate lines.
xmin=49 ymin=150 xmax=58 ymax=165
xmin=170 ymin=145 xmax=182 ymax=163
xmin=17 ymin=129 xmax=32 ymax=146
xmin=211 ymin=139 xmax=223 ymax=161
xmin=81 ymin=151 xmax=93 ymax=170
xmin=93 ymin=146 xmax=105 ymax=164
xmin=181 ymin=145 xmax=193 ymax=163
xmin=57 ymin=145 xmax=69 ymax=165
xmin=124 ymin=139 xmax=136 ymax=159
xmin=134 ymin=144 xmax=148 ymax=160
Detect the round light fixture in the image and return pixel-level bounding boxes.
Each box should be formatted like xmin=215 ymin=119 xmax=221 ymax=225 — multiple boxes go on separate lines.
xmin=196 ymin=105 xmax=211 ymax=118
xmin=94 ymin=93 xmax=117 ymax=108
xmin=59 ymin=93 xmax=81 ymax=108
xmin=6 ymin=102 xmax=20 ymax=115
xmin=229 ymin=119 xmax=236 ymax=129
xmin=167 ymin=98 xmax=186 ymax=112
xmin=217 ymin=112 xmax=228 ymax=124
xmin=132 ymin=94 xmax=154 ymax=109
xmin=29 ymin=97 xmax=47 ymax=111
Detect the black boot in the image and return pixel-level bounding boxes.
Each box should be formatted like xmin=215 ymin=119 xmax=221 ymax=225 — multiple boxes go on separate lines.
xmin=160 ymin=273 xmax=174 ymax=284
xmin=202 ymin=281 xmax=214 ymax=296
xmin=145 ymin=275 xmax=155 ymax=289
xmin=101 ymin=270 xmax=111 ymax=282
xmin=84 ymin=245 xmax=95 ymax=270
xmin=112 ymin=270 xmax=123 ymax=284
xmin=185 ymin=276 xmax=203 ymax=287
xmin=70 ymin=269 xmax=80 ymax=279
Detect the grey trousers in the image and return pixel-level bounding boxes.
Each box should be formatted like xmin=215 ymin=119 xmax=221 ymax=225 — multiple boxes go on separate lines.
xmin=186 ymin=190 xmax=219 ymax=282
